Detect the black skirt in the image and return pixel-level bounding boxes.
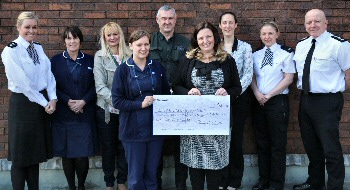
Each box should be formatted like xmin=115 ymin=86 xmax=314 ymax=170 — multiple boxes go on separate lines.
xmin=8 ymin=92 xmax=53 ymax=167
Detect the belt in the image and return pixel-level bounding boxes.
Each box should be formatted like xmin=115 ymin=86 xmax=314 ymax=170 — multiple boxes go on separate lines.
xmin=301 ymin=90 xmax=341 ymax=96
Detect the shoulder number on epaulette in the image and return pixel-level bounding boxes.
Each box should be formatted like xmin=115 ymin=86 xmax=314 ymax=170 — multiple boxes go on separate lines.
xmin=331 ymin=35 xmax=347 ymax=42
xmin=281 ymin=45 xmax=294 ymax=53
xmin=298 ymin=36 xmax=310 ymax=42
xmin=7 ymin=42 xmax=17 ymax=48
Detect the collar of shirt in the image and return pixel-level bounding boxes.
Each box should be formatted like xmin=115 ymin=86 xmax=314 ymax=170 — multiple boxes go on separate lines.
xmin=157 ymin=31 xmax=175 ymax=43
xmin=17 ymin=35 xmax=31 ymax=48
xmin=126 ymin=57 xmax=153 ymax=71
xmin=306 ymin=30 xmax=329 ymax=45
xmin=62 ymin=50 xmax=85 ymax=60
xmin=263 ymin=43 xmax=279 ymax=54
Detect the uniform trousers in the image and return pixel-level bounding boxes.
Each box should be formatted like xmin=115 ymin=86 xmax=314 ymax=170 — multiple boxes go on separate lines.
xmin=96 ymin=107 xmax=128 ymax=187
xmin=122 ymin=139 xmax=163 ymax=190
xmin=252 ymin=94 xmax=289 ymax=189
xmin=299 ymin=92 xmax=344 ymax=190
xmin=221 ymin=89 xmax=251 ymax=188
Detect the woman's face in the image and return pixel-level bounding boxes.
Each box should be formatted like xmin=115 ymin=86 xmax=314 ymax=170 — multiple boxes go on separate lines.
xmin=197 ymin=28 xmax=215 ymax=54
xmin=260 ymin=25 xmax=279 ymax=48
xmin=17 ymin=19 xmax=38 ymax=42
xmin=104 ymin=29 xmax=120 ymax=48
xmin=65 ymin=32 xmax=81 ymax=53
xmin=129 ymin=36 xmax=150 ymax=61
xmin=219 ymin=14 xmax=237 ymax=37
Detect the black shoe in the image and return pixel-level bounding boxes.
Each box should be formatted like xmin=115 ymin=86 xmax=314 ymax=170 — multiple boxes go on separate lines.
xmin=293 ymin=182 xmax=325 ymax=190
xmin=252 ymin=181 xmax=269 ymax=190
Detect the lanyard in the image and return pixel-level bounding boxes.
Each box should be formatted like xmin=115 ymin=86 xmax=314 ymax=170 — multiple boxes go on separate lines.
xmin=109 ymin=50 xmax=119 ymax=66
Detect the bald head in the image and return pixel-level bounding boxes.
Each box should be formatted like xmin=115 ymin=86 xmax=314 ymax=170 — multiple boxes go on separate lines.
xmin=305 ymin=9 xmax=328 ymax=38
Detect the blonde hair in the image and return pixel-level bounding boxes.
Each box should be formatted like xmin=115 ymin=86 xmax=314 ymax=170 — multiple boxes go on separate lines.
xmin=17 ymin=12 xmax=38 ymax=27
xmin=259 ymin=21 xmax=280 ymax=33
xmin=98 ymin=22 xmax=131 ymax=61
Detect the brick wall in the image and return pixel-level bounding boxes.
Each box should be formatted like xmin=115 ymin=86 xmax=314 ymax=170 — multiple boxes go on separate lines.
xmin=1 ymin=1 xmax=350 ymax=158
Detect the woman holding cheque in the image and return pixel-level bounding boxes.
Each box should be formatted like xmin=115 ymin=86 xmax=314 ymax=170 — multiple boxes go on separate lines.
xmin=172 ymin=21 xmax=241 ymax=190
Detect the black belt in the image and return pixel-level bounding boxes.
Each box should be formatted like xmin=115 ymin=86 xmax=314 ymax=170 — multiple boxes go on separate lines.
xmin=301 ymin=90 xmax=341 ymax=96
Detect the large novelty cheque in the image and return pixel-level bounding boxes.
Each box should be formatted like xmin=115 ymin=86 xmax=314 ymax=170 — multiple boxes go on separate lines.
xmin=153 ymin=95 xmax=230 ymax=135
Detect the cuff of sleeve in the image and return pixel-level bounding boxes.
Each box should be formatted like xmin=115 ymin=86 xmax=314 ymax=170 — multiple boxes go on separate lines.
xmin=48 ymin=93 xmax=58 ymax=101
xmin=39 ymin=99 xmax=48 ymax=107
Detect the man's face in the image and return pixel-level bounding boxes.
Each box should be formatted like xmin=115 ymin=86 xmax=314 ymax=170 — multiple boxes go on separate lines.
xmin=305 ymin=9 xmax=328 ymax=38
xmin=156 ymin=10 xmax=177 ymax=34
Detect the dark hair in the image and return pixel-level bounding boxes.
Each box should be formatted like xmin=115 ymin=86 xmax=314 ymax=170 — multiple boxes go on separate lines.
xmin=190 ymin=21 xmax=221 ymax=53
xmin=219 ymin=12 xmax=237 ymax=24
xmin=129 ymin=29 xmax=151 ymax=44
xmin=63 ymin=25 xmax=83 ymax=42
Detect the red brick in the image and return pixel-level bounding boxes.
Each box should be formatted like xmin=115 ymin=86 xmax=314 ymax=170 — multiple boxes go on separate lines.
xmin=95 ymin=3 xmax=118 ymax=11
xmin=209 ymin=3 xmax=232 ymax=10
xmin=118 ymin=3 xmax=140 ymax=11
xmin=72 ymin=3 xmax=95 ymax=11
xmin=60 ymin=11 xmax=83 ymax=18
xmin=49 ymin=3 xmax=71 ymax=10
xmin=83 ymin=12 xmax=106 ymax=19
xmin=129 ymin=11 xmax=152 ymax=19
xmin=106 ymin=11 xmax=129 ymax=19
xmin=25 ymin=3 xmax=49 ymax=10
xmin=2 ymin=3 xmax=24 ymax=10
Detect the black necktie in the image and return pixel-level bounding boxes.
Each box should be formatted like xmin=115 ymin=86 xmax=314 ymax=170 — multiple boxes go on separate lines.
xmin=27 ymin=43 xmax=40 ymax=65
xmin=260 ymin=48 xmax=273 ymax=69
xmin=302 ymin=39 xmax=316 ymax=94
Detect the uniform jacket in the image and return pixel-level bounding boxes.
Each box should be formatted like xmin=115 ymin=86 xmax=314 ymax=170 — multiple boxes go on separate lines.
xmin=51 ymin=51 xmax=96 ymax=123
xmin=112 ymin=58 xmax=171 ymax=141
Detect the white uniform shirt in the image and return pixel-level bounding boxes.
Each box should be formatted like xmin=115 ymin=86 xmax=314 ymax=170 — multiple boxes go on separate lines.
xmin=1 ymin=35 xmax=57 ymax=107
xmin=229 ymin=39 xmax=253 ymax=94
xmin=253 ymin=43 xmax=296 ymax=95
xmin=294 ymin=31 xmax=350 ymax=93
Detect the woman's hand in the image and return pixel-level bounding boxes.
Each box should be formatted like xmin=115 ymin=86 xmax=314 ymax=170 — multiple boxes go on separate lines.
xmin=215 ymin=88 xmax=228 ymax=96
xmin=188 ymin=88 xmax=201 ymax=95
xmin=45 ymin=99 xmax=57 ymax=114
xmin=68 ymin=99 xmax=86 ymax=113
xmin=254 ymin=91 xmax=266 ymax=106
xmin=142 ymin=96 xmax=156 ymax=108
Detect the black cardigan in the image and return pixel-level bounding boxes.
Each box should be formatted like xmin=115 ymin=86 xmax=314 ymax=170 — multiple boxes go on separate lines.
xmin=172 ymin=55 xmax=242 ymax=98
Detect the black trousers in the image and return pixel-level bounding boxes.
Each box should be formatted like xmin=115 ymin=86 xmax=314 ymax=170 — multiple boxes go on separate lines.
xmin=189 ymin=167 xmax=222 ymax=190
xmin=221 ymin=89 xmax=252 ymax=188
xmin=96 ymin=107 xmax=128 ymax=187
xmin=252 ymin=94 xmax=289 ymax=189
xmin=299 ymin=92 xmax=344 ymax=190
xmin=11 ymin=164 xmax=39 ymax=190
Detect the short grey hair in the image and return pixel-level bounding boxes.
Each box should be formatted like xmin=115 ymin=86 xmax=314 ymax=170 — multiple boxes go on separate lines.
xmin=156 ymin=5 xmax=176 ymax=18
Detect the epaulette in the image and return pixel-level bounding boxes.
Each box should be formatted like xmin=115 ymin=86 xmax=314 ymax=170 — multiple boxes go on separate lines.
xmin=33 ymin=41 xmax=41 ymax=45
xmin=331 ymin=35 xmax=347 ymax=42
xmin=253 ymin=46 xmax=264 ymax=53
xmin=281 ymin=45 xmax=294 ymax=53
xmin=7 ymin=42 xmax=17 ymax=48
xmin=298 ymin=36 xmax=310 ymax=42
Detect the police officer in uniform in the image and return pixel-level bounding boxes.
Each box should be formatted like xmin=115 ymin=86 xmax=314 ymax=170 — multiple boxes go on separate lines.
xmin=251 ymin=21 xmax=295 ymax=190
xmin=293 ymin=9 xmax=350 ymax=190
xmin=149 ymin=4 xmax=190 ymax=190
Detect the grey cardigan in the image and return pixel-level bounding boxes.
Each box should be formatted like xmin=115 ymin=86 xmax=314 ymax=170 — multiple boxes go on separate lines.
xmin=93 ymin=49 xmax=129 ymax=123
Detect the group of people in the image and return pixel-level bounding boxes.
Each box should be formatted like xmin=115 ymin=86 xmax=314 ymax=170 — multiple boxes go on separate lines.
xmin=1 ymin=4 xmax=350 ymax=190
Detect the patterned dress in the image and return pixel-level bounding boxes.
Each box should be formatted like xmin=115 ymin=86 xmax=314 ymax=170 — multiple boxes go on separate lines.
xmin=180 ymin=59 xmax=231 ymax=170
